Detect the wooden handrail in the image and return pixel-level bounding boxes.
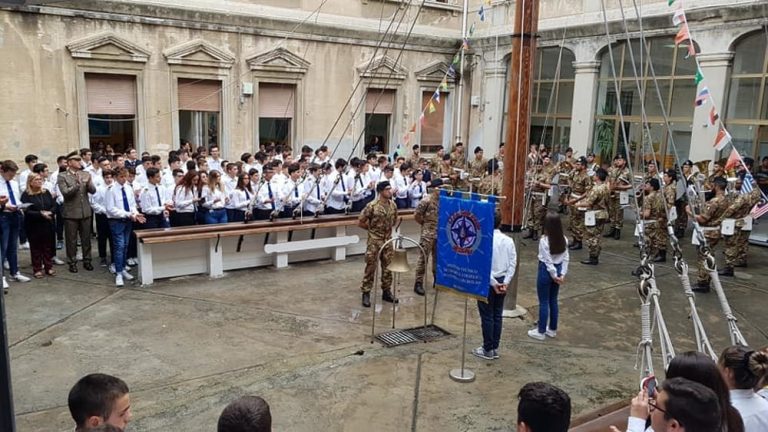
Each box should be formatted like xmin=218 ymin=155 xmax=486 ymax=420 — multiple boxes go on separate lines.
xmin=135 ymin=210 xmax=415 ymax=244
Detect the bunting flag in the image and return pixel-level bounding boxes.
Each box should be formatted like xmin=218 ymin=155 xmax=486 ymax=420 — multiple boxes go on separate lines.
xmin=469 ymin=22 xmax=476 ymax=37
xmin=409 ymin=123 xmax=416 ymax=133
xmin=403 ymin=133 xmax=411 ymax=145
xmin=428 ymin=101 xmax=437 ymax=114
xmin=694 ymin=68 xmax=704 ymax=85
xmin=686 ymin=41 xmax=696 ymax=58
xmin=741 ymin=173 xmax=754 ymax=194
xmin=462 ymin=38 xmax=470 ymax=51
xmin=752 ymin=200 xmax=768 ymax=220
xmin=484 ymin=0 xmax=491 ymax=4
xmin=675 ymin=24 xmax=690 ymax=46
xmin=434 ymin=91 xmax=441 ymax=103
xmin=668 ymin=0 xmax=676 ymax=5
xmin=452 ymin=53 xmax=461 ymax=65
xmin=709 ymin=106 xmax=720 ymax=126
xmin=725 ymin=148 xmax=741 ymax=171
xmin=440 ymin=79 xmax=449 ymax=91
xmin=419 ymin=113 xmax=426 ymax=126
xmin=695 ymin=87 xmax=710 ymax=106
xmin=672 ymin=7 xmax=686 ymax=25
xmin=478 ymin=5 xmax=485 ymax=21
xmin=448 ymin=65 xmax=456 ymax=77
xmin=714 ymin=125 xmax=732 ymax=151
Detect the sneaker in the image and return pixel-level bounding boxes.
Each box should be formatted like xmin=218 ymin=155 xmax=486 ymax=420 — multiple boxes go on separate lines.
xmin=2 ymin=277 xmax=8 ymax=290
xmin=12 ymin=273 xmax=31 ymax=283
xmin=19 ymin=242 xmax=29 ymax=250
xmin=53 ymin=257 xmax=65 ymax=265
xmin=491 ymin=349 xmax=500 ymax=359
xmin=121 ymin=270 xmax=134 ymax=281
xmin=109 ymin=264 xmax=116 ymax=274
xmin=127 ymin=258 xmax=138 ymax=267
xmin=99 ymin=258 xmax=108 ymax=267
xmin=124 ymin=264 xmax=132 ymax=272
xmin=471 ymin=346 xmax=494 ymax=360
xmin=3 ymin=261 xmax=8 ymax=270
xmin=527 ymin=329 xmax=546 ymax=341
xmin=545 ymin=328 xmax=557 ymax=338
xmin=56 ymin=240 xmax=64 ymax=250
xmin=76 ymin=252 xmax=83 ymax=261
xmin=115 ymin=274 xmax=124 ymax=287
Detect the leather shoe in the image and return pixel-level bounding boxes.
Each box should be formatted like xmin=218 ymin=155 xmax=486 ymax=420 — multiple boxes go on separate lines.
xmin=568 ymin=241 xmax=582 ymax=251
xmin=414 ymin=282 xmax=425 ymax=296
xmin=68 ymin=264 xmax=78 ymax=273
xmin=718 ymin=267 xmax=734 ymax=277
xmin=613 ymin=229 xmax=621 ymax=240
xmin=653 ymin=251 xmax=666 ymax=263
xmin=531 ymin=231 xmax=539 ymax=241
xmin=734 ymin=262 xmax=747 ymax=268
xmin=382 ymin=290 xmax=399 ymax=303
xmin=83 ymin=262 xmax=94 ymax=271
xmin=362 ymin=292 xmax=371 ymax=308
xmin=603 ymin=227 xmax=616 ymax=238
xmin=580 ymin=257 xmax=599 ymax=265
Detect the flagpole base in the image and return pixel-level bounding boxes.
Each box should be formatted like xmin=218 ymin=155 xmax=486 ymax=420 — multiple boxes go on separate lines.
xmin=503 ymin=305 xmax=527 ymax=319
xmin=449 ymin=368 xmax=475 ymax=383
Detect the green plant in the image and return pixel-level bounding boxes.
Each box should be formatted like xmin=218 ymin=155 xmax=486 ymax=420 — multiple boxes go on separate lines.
xmin=594 ymin=105 xmax=615 ymax=164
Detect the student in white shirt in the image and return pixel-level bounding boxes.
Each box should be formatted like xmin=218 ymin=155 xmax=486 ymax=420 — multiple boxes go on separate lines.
xmin=408 ymin=169 xmax=428 ymax=209
xmin=104 ymin=167 xmax=146 ymax=287
xmin=201 ymin=170 xmax=228 ymax=224
xmin=301 ymin=165 xmax=323 ymax=217
xmin=324 ymin=159 xmax=351 ymax=215
xmin=207 ymin=145 xmax=223 ymax=173
xmin=719 ymin=345 xmax=768 ymax=432
xmin=90 ymin=168 xmax=114 ymax=267
xmin=528 ymin=212 xmax=569 ymax=341
xmin=18 ymin=154 xmax=38 ymax=194
xmin=279 ymin=163 xmax=303 ymax=218
xmin=350 ymin=160 xmax=375 ymax=212
xmin=161 ymin=156 xmax=181 ymax=189
xmin=392 ymin=162 xmax=412 ymax=209
xmin=139 ymin=168 xmax=172 ymax=229
xmin=0 ymin=160 xmax=31 ymax=283
xmin=473 ymin=209 xmax=517 ymax=360
xmin=171 ymin=170 xmax=199 ymax=227
xmin=229 ymin=174 xmax=254 ymax=222
xmin=254 ymin=164 xmax=278 ymax=221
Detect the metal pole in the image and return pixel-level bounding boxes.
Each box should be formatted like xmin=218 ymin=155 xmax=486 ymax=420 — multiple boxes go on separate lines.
xmin=449 ymin=298 xmax=475 ymax=383
xmin=454 ymin=0 xmax=470 ymax=143
xmin=0 ymin=247 xmax=16 ymax=432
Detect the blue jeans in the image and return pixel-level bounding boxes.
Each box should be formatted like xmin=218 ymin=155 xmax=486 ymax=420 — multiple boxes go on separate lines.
xmin=205 ymin=209 xmax=228 ymax=224
xmin=108 ymin=219 xmax=132 ymax=273
xmin=477 ymin=277 xmax=506 ymax=351
xmin=536 ymin=261 xmax=562 ymax=333
xmin=0 ymin=212 xmax=20 ymax=275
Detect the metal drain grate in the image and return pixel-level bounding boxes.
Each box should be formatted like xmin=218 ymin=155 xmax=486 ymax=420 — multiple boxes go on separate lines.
xmin=375 ymin=324 xmax=452 ymax=347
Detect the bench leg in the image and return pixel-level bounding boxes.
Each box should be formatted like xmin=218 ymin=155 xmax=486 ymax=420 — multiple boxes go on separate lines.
xmin=333 ymin=226 xmax=347 ymax=262
xmin=274 ymin=231 xmax=289 ymax=268
xmin=209 ymin=237 xmax=224 ymax=278
xmin=138 ymin=243 xmax=154 ymax=286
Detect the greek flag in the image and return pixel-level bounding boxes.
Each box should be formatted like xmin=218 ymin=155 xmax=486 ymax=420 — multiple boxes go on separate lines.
xmin=741 ymin=173 xmax=754 ymax=194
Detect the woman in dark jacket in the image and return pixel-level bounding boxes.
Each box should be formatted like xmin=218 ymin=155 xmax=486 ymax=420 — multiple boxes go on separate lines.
xmin=21 ymin=173 xmax=56 ymax=278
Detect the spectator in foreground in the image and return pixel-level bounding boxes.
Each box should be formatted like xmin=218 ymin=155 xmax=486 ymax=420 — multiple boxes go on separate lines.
xmin=719 ymin=345 xmax=768 ymax=431
xmin=528 ymin=212 xmax=569 ymax=341
xmin=517 ymin=382 xmax=571 ymax=432
xmin=217 ymin=395 xmax=272 ymax=432
xmin=68 ymin=373 xmax=132 ymax=431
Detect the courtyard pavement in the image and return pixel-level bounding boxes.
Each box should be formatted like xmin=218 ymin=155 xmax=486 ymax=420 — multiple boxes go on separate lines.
xmin=5 ymin=220 xmax=768 ymax=431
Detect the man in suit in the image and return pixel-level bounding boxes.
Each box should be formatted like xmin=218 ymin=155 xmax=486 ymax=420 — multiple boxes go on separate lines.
xmin=58 ymin=151 xmax=96 ymax=273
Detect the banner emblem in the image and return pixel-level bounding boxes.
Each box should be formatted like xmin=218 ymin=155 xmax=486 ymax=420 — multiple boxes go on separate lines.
xmin=447 ymin=211 xmax=481 ymax=254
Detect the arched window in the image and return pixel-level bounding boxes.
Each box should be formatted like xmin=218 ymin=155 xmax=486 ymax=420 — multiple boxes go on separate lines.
xmin=593 ymin=37 xmax=698 ymax=171
xmin=502 ymin=47 xmax=575 ymax=152
xmin=725 ymin=30 xmax=768 ymax=160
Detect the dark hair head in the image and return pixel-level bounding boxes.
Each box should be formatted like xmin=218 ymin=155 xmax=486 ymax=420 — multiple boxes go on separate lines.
xmin=68 ymin=374 xmax=129 ymax=428
xmin=334 ymin=158 xmax=347 ymax=170
xmin=648 ymin=178 xmax=660 ymax=191
xmin=517 ymin=382 xmax=571 ymax=432
xmin=667 ymin=351 xmax=744 ymax=432
xmin=32 ymin=163 xmax=48 ymax=174
xmin=661 ymin=377 xmax=721 ymax=432
xmin=493 ymin=206 xmax=502 ymax=229
xmin=542 ymin=212 xmax=566 ymax=255
xmin=595 ymin=168 xmax=608 ymax=182
xmin=25 ymin=154 xmax=38 ymax=164
xmin=719 ymin=345 xmax=768 ymax=390
xmin=146 ymin=167 xmax=160 ymax=179
xmin=713 ymin=176 xmax=728 ymax=191
xmin=665 ymin=169 xmax=677 ymax=181
xmin=1 ymin=160 xmax=19 ymax=173
xmin=474 ymin=146 xmax=483 ymax=154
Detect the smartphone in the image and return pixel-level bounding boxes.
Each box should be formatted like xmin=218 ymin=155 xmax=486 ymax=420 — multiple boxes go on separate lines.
xmin=641 ymin=375 xmax=658 ymax=398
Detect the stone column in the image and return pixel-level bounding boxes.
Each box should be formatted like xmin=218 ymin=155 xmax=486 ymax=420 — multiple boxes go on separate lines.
xmin=568 ymin=61 xmax=600 ymax=157
xmin=689 ymin=52 xmax=733 ymax=163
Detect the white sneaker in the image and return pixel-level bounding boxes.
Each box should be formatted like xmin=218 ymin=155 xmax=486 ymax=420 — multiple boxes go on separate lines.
xmin=121 ymin=270 xmax=134 ymax=281
xmin=19 ymin=242 xmax=29 ymax=250
xmin=545 ymin=328 xmax=557 ymax=338
xmin=115 ymin=274 xmax=124 ymax=287
xmin=2 ymin=277 xmax=8 ymax=290
xmin=109 ymin=264 xmax=116 ymax=274
xmin=127 ymin=258 xmax=137 ymax=266
xmin=12 ymin=273 xmax=31 ymax=283
xmin=53 ymin=257 xmax=65 ymax=265
xmin=124 ymin=264 xmax=132 ymax=272
xmin=3 ymin=261 xmax=8 ymax=270
xmin=527 ymin=328 xmax=546 ymax=341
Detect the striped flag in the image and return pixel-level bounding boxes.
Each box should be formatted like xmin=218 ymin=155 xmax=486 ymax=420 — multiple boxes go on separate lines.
xmin=675 ymin=24 xmax=690 ymax=45
xmin=741 ymin=173 xmax=754 ymax=194
xmin=672 ymin=7 xmax=686 ymax=25
xmin=695 ymin=87 xmax=710 ymax=106
xmin=709 ymin=107 xmax=720 ymax=126
xmin=434 ymin=91 xmax=440 ymax=103
xmin=752 ymin=199 xmax=768 ymax=220
xmin=714 ymin=125 xmax=732 ymax=151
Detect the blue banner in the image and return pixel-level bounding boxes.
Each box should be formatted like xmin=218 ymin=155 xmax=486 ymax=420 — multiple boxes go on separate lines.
xmin=435 ymin=191 xmax=495 ymax=300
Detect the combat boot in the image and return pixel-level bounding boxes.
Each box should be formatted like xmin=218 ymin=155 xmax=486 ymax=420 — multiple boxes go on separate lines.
xmin=362 ymin=292 xmax=371 ymax=308
xmin=523 ymin=229 xmax=534 ymax=239
xmin=568 ymin=241 xmax=582 ymax=250
xmin=414 ymin=282 xmax=425 ymax=296
xmin=531 ymin=230 xmax=539 ymax=241
xmin=603 ymin=227 xmax=616 ymax=238
xmin=580 ymin=255 xmax=599 ymax=265
xmin=692 ymin=281 xmax=710 ymax=293
xmin=653 ymin=250 xmax=667 ymax=263
xmin=382 ymin=290 xmax=399 ymax=304
xmin=718 ymin=267 xmax=734 ymax=277
xmin=613 ymin=229 xmax=621 ymax=240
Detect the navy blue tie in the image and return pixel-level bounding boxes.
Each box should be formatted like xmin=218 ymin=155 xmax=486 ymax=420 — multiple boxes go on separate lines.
xmin=267 ymin=183 xmax=275 ymax=210
xmin=121 ymin=187 xmax=129 ymax=212
xmin=155 ymin=186 xmax=161 ymax=207
xmin=6 ymin=181 xmax=16 ymax=205
xmin=245 ymin=190 xmax=250 ymax=201
xmin=340 ymin=176 xmax=348 ymax=203
xmin=316 ymin=182 xmax=320 ymax=199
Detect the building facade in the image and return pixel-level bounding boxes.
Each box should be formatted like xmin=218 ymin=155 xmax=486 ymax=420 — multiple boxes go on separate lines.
xmin=0 ymin=0 xmax=766 ymax=171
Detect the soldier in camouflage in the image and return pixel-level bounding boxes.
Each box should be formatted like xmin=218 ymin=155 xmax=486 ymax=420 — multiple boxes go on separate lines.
xmin=719 ymin=177 xmax=761 ymax=276
xmin=478 ymin=159 xmax=503 ymax=196
xmin=641 ymin=178 xmax=668 ymax=263
xmin=605 ymin=154 xmax=632 ymax=240
xmin=579 ymin=168 xmax=610 ymax=265
xmin=687 ymin=177 xmax=730 ymax=292
xmin=565 ymin=156 xmax=592 ymax=250
xmin=413 ymin=184 xmax=442 ymax=295
xmin=450 ymin=142 xmax=467 ymax=171
xmin=358 ymin=181 xmax=398 ymax=307
xmin=468 ymin=146 xmax=488 ymax=180
xmin=523 ymin=156 xmax=553 ymax=241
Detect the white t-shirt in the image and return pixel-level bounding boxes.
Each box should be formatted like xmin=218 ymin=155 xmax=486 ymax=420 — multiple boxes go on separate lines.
xmin=731 ymin=389 xmax=768 ymax=432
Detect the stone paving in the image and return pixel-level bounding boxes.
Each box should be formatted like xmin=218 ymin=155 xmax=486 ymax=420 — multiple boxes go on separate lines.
xmin=6 ymin=220 xmax=768 ymax=431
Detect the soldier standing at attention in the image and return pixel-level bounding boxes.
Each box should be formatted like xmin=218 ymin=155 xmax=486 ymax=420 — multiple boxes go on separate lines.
xmin=579 ymin=168 xmax=610 ymax=265
xmin=641 ymin=178 xmax=668 ymax=263
xmin=687 ymin=176 xmax=729 ymax=292
xmin=523 ymin=156 xmax=552 ymax=241
xmin=565 ymin=157 xmax=592 ymax=251
xmin=719 ymin=176 xmax=761 ymax=276
xmin=58 ymin=151 xmax=97 ymax=273
xmin=605 ymin=154 xmax=632 ymax=240
xmin=413 ymin=184 xmax=441 ymax=296
xmin=358 ymin=181 xmax=398 ymax=308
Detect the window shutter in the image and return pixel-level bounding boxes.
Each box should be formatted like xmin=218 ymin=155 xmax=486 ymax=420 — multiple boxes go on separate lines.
xmin=178 ymin=79 xmax=222 ymax=112
xmin=259 ymin=83 xmax=295 ymax=118
xmin=366 ymin=89 xmax=395 ymax=114
xmin=86 ymin=73 xmax=137 ymax=115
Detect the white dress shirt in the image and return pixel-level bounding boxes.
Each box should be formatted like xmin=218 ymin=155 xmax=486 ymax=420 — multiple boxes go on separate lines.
xmin=105 ymin=182 xmax=140 ymax=219
xmin=0 ymin=178 xmax=22 ymax=212
xmin=229 ymin=188 xmax=253 ymax=211
xmin=207 ymin=157 xmax=223 ymax=173
xmin=201 ymin=185 xmax=227 ymax=210
xmin=255 ymin=180 xmax=279 ymax=211
xmin=324 ymin=171 xmax=351 ymax=211
xmin=173 ymin=186 xmax=197 ymax=213
xmin=89 ymin=183 xmax=109 ymax=215
xmin=409 ymin=180 xmax=427 ymax=208
xmin=303 ymin=176 xmax=323 ymax=214
xmin=731 ymin=389 xmax=768 ymax=432
xmin=490 ymin=229 xmax=517 ymax=287
xmin=139 ymin=183 xmax=170 ymax=215
xmin=282 ymin=178 xmax=302 ymax=208
xmin=538 ymin=235 xmax=570 ymax=279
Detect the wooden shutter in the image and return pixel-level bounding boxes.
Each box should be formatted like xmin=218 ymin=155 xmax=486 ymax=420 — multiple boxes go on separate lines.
xmin=85 ymin=73 xmax=136 ymax=115
xmin=420 ymin=91 xmax=445 ymax=146
xmin=259 ymin=83 xmax=295 ymax=118
xmin=366 ymin=89 xmax=395 ymax=114
xmin=178 ymin=78 xmax=221 ymax=112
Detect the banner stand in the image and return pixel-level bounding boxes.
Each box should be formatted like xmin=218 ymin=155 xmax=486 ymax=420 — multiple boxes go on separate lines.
xmin=449 ymin=298 xmax=475 ymax=383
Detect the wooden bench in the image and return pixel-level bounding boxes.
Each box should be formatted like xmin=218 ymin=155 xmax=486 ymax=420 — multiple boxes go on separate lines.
xmin=134 ymin=211 xmax=417 ymax=286
xmin=569 ymin=400 xmax=630 ymax=432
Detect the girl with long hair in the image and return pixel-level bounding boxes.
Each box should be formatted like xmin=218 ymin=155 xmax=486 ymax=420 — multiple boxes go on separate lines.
xmin=171 ymin=170 xmax=199 ymax=227
xmin=528 ymin=212 xmax=569 ymax=341
xmin=201 ymin=170 xmax=228 ymax=224
xmin=229 ymin=173 xmax=254 ymax=222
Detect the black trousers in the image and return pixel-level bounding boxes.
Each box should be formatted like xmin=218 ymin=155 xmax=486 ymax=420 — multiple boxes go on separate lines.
xmin=170 ymin=212 xmax=196 ymax=227
xmin=253 ymin=209 xmax=272 ymax=220
xmin=95 ymin=213 xmax=113 ymax=261
xmin=324 ymin=207 xmax=346 ymax=215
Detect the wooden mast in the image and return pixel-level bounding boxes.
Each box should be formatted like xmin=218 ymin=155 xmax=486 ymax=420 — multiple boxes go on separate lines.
xmin=501 ymin=0 xmax=539 ymax=231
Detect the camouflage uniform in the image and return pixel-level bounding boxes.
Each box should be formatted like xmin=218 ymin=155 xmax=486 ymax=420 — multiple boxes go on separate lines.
xmin=450 ymin=152 xmax=467 ymax=171
xmin=555 ymin=160 xmax=574 ymax=208
xmin=641 ymin=190 xmax=667 ymax=258
xmin=468 ymin=157 xmax=487 ymax=179
xmin=723 ymin=188 xmax=761 ymax=268
xmin=607 ymin=166 xmax=631 ymax=230
xmin=359 ymin=198 xmax=397 ymax=293
xmin=430 ymin=155 xmax=442 ymax=173
xmin=478 ymin=173 xmax=503 ymax=196
xmin=568 ymin=170 xmax=593 ymax=243
xmin=695 ymin=194 xmax=729 ymax=285
xmin=414 ymin=195 xmax=438 ymax=286
xmin=409 ymin=153 xmax=421 ymax=167
xmin=526 ymin=168 xmax=552 ymax=232
xmin=583 ymin=182 xmax=611 ymax=258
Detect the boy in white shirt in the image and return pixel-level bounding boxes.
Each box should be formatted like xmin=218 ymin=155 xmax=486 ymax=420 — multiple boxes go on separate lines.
xmin=103 ymin=167 xmax=145 ymax=286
